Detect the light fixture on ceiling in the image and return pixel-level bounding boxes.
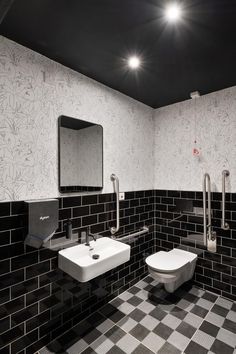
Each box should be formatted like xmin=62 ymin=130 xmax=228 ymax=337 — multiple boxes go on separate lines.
xmin=190 ymin=91 xmax=200 ymax=99
xmin=165 ymin=3 xmax=182 ymax=22
xmin=128 ymin=56 xmax=141 ymax=69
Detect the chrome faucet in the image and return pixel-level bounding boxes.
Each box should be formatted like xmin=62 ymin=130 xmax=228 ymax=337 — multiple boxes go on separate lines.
xmin=85 ymin=228 xmax=97 ymax=247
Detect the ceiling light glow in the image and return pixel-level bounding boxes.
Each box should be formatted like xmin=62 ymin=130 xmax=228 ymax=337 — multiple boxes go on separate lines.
xmin=128 ymin=56 xmax=140 ymax=69
xmin=165 ymin=3 xmax=182 ymax=22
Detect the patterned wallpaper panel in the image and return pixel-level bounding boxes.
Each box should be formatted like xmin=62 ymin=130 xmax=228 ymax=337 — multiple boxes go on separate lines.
xmin=0 ymin=36 xmax=154 ymax=201
xmin=154 ymin=86 xmax=236 ymax=192
xmin=1 ymin=36 xmax=236 ymax=201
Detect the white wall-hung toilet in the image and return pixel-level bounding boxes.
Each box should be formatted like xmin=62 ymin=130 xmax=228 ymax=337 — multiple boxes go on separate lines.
xmin=145 ymin=248 xmax=197 ymax=293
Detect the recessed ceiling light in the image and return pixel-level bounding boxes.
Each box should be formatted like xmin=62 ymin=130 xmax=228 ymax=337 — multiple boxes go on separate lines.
xmin=190 ymin=91 xmax=200 ymax=99
xmin=128 ymin=56 xmax=140 ymax=69
xmin=165 ymin=3 xmax=182 ymax=22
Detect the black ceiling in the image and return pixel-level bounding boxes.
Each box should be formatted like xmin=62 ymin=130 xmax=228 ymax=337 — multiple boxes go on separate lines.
xmin=1 ymin=0 xmax=236 ymax=108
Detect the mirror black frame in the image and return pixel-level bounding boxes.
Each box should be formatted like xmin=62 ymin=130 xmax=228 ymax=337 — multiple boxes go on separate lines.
xmin=58 ymin=115 xmax=103 ymax=193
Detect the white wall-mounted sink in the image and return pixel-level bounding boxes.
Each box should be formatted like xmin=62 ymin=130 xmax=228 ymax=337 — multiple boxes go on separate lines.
xmin=58 ymin=237 xmax=131 ymax=282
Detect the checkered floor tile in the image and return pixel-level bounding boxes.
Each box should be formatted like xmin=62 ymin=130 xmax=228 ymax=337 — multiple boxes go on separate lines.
xmin=39 ymin=275 xmax=236 ymax=354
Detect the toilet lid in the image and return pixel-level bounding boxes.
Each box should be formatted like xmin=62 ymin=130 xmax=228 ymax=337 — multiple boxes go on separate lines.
xmin=146 ymin=249 xmax=197 ymax=273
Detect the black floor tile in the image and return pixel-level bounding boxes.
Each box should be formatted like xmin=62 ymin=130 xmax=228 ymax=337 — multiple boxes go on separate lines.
xmin=185 ymin=341 xmax=208 ymax=354
xmin=210 ymin=339 xmax=234 ymax=354
xmin=130 ymin=323 xmax=149 ymax=341
xmin=211 ymin=304 xmax=229 ymax=317
xmin=132 ymin=344 xmax=154 ymax=354
xmin=191 ymin=304 xmax=208 ymax=318
xmin=153 ymin=322 xmax=173 ymax=340
xmin=99 ymin=304 xmax=125 ymax=323
xmin=176 ymin=321 xmax=196 ymax=338
xmin=222 ymin=319 xmax=236 ymax=334
xmin=38 ymin=277 xmax=236 ymax=354
xmin=158 ymin=342 xmax=181 ymax=354
xmin=199 ymin=321 xmax=220 ymax=337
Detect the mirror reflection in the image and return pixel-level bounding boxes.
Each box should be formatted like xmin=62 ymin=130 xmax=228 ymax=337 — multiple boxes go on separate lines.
xmin=59 ymin=116 xmax=103 ymax=192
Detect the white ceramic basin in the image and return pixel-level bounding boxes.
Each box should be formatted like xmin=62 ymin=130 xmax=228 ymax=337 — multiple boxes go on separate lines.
xmin=58 ymin=237 xmax=130 ymax=282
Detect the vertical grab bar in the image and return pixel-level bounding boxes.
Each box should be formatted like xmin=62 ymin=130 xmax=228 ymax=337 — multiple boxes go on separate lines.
xmin=110 ymin=174 xmax=120 ymax=235
xmin=203 ymin=173 xmax=212 ymax=246
xmin=221 ymin=170 xmax=230 ymax=230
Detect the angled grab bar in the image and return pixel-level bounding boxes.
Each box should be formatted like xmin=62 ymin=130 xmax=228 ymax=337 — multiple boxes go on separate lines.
xmin=221 ymin=170 xmax=230 ymax=230
xmin=110 ymin=174 xmax=120 ymax=235
xmin=116 ymin=226 xmax=149 ymax=242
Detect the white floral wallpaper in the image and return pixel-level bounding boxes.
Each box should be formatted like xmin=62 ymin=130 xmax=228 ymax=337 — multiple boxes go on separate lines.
xmin=0 ymin=36 xmax=154 ymax=201
xmin=1 ymin=35 xmax=235 ymax=201
xmin=154 ymin=86 xmax=236 ymax=192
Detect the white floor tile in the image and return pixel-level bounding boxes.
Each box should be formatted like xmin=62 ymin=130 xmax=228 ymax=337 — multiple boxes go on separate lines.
xmin=167 ymin=331 xmax=190 ymax=351
xmin=192 ymin=329 xmax=215 ymax=350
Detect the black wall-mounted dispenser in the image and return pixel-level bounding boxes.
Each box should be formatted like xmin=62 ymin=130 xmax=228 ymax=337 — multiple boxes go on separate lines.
xmin=24 ymin=199 xmax=59 ymax=248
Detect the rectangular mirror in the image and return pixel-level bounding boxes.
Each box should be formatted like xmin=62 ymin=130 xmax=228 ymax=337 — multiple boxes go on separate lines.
xmin=58 ymin=116 xmax=103 ymax=193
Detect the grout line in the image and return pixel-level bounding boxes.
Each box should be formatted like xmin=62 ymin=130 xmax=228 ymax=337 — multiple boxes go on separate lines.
xmin=180 ymin=289 xmax=219 ymax=353
xmin=109 ymin=276 xmax=221 ymax=354
xmin=0 ymin=191 xmax=235 ymax=353
xmin=37 ymin=275 xmax=149 ymax=353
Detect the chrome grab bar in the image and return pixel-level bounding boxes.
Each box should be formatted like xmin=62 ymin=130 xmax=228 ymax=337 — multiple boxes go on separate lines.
xmin=203 ymin=173 xmax=212 ymax=246
xmin=115 ymin=226 xmax=149 ymax=242
xmin=221 ymin=170 xmax=230 ymax=230
xmin=110 ymin=174 xmax=120 ymax=235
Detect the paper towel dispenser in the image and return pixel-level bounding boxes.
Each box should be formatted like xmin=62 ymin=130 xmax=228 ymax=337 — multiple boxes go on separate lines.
xmin=24 ymin=199 xmax=59 ymax=248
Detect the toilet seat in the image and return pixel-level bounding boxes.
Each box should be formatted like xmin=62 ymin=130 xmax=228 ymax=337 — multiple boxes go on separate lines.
xmin=146 ymin=248 xmax=197 ymax=274
xmin=145 ymin=248 xmax=198 ymax=293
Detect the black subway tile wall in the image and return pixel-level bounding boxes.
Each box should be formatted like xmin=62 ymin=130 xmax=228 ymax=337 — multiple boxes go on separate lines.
xmin=1 ymin=188 xmax=236 ymax=353
xmin=155 ymin=189 xmax=236 ymax=302
xmin=0 ymin=190 xmax=154 ymax=354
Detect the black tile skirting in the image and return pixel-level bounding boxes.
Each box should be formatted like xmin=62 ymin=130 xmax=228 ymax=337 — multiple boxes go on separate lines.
xmin=0 ymin=188 xmax=235 ymax=353
xmin=154 ymin=189 xmax=236 ymax=301
xmin=0 ymin=190 xmax=155 ymax=354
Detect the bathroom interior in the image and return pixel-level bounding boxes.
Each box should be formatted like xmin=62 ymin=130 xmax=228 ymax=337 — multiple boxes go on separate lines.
xmin=0 ymin=1 xmax=235 ymax=353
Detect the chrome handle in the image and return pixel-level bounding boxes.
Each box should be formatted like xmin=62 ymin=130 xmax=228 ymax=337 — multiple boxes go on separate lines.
xmin=203 ymin=173 xmax=212 ymax=246
xmin=117 ymin=226 xmax=149 ymax=242
xmin=221 ymin=170 xmax=230 ymax=230
xmin=110 ymin=174 xmax=120 ymax=235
